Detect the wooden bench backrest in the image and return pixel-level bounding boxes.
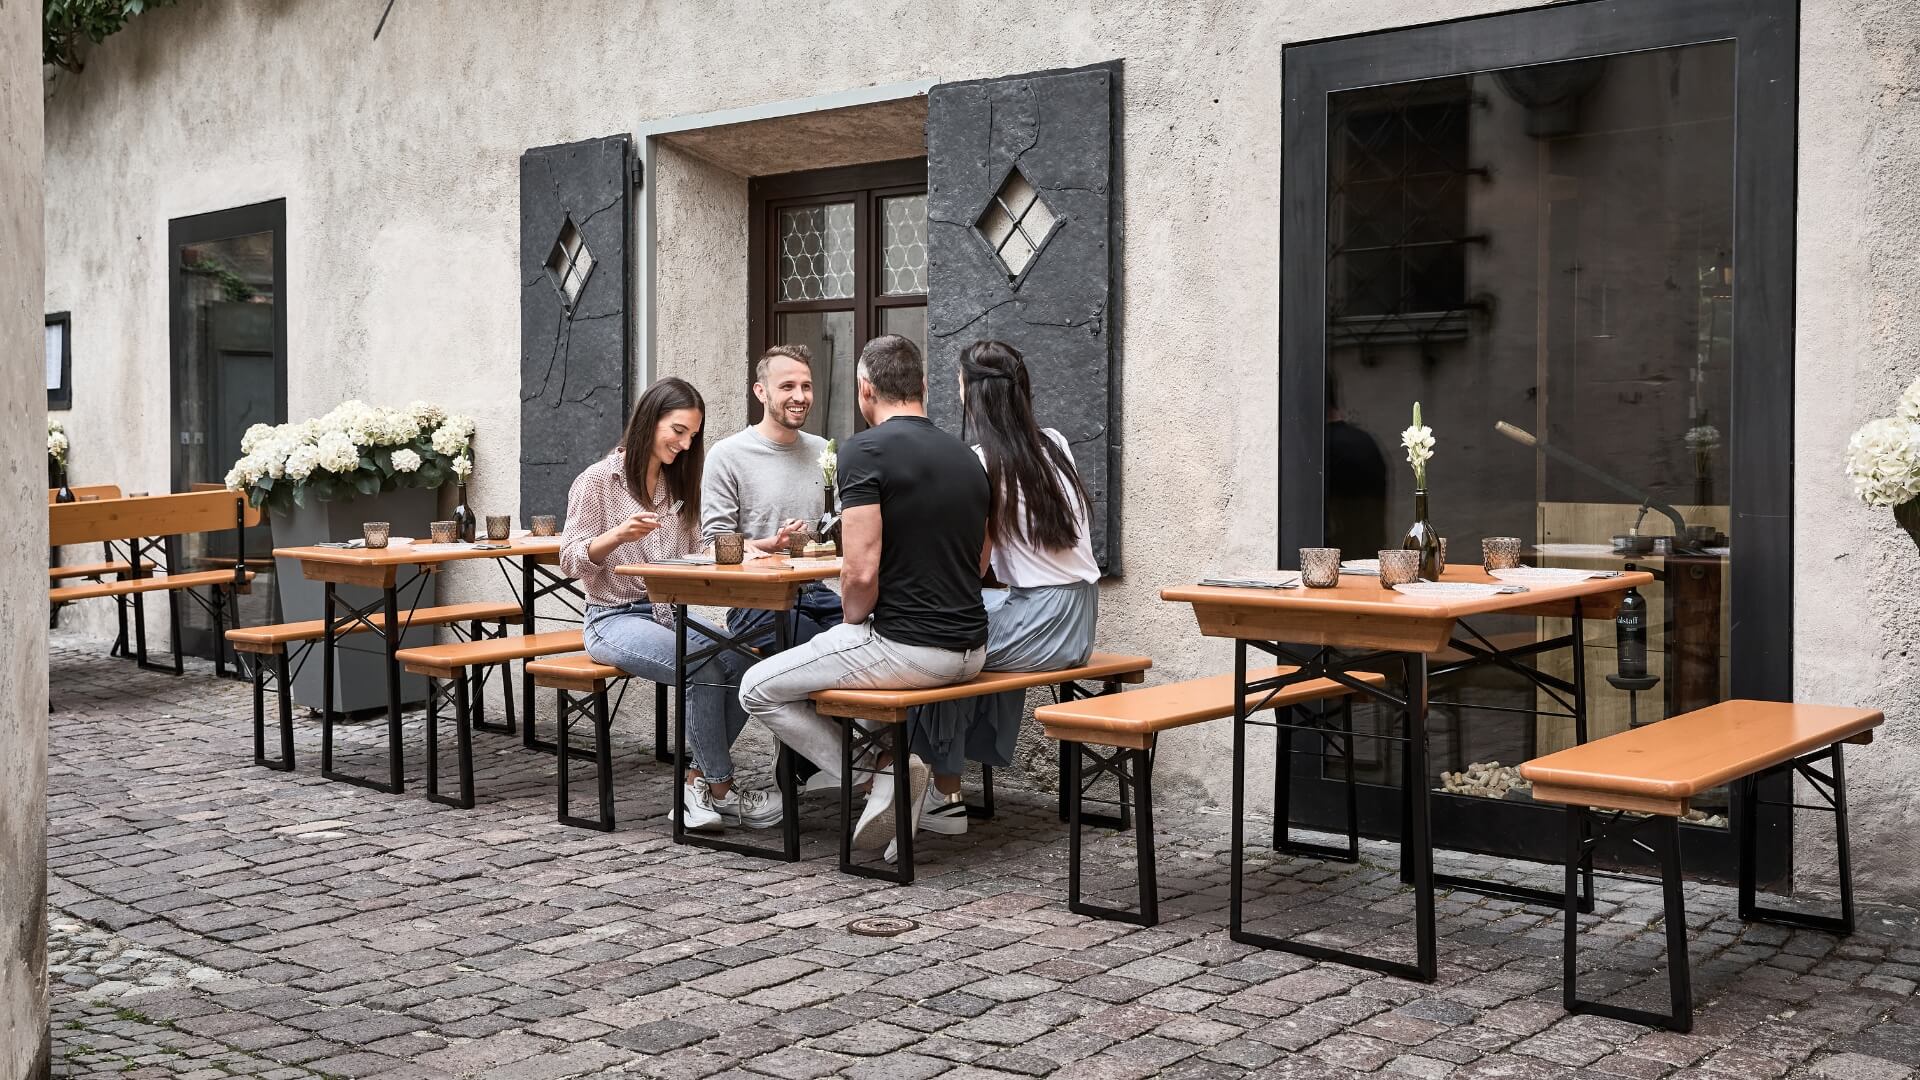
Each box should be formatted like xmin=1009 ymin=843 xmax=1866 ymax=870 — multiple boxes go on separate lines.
xmin=47 ymin=484 xmax=123 ymax=504
xmin=50 ymin=490 xmax=257 ymax=547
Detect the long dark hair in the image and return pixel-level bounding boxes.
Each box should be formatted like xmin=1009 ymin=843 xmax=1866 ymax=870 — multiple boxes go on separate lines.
xmin=960 ymin=340 xmax=1089 ymax=550
xmin=618 ymin=376 xmax=704 ymax=528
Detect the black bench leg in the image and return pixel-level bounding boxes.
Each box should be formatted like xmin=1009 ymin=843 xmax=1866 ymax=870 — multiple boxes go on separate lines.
xmin=1564 ymin=808 xmax=1692 ymax=1032
xmin=470 ymin=620 xmax=516 ymax=736
xmin=837 ymin=720 xmax=914 ymax=884
xmin=1274 ymin=703 xmax=1360 ymax=863
xmin=131 ymin=589 xmax=150 ymax=669
xmin=248 ymin=648 xmax=293 ymax=771
xmin=251 ymin=657 xmax=269 ymax=767
xmin=558 ymin=688 xmax=614 ymax=831
xmin=968 ymin=766 xmax=995 ymax=820
xmin=654 ymin=680 xmax=671 ymax=764
xmin=167 ymin=588 xmax=184 ymax=675
xmin=1738 ymin=744 xmax=1855 ymax=934
xmin=427 ymin=676 xmax=477 ymax=810
xmin=275 ymin=652 xmax=294 ymax=769
xmin=1067 ymin=741 xmax=1160 ymax=925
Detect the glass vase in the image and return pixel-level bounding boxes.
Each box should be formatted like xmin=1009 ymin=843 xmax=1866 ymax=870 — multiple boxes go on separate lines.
xmin=53 ymin=462 xmax=75 ymax=504
xmin=451 ymin=481 xmax=476 ymax=543
xmin=1402 ymin=489 xmax=1442 ymax=581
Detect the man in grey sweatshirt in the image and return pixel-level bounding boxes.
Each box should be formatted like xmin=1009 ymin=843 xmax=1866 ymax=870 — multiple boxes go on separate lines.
xmin=700 ymin=344 xmax=844 ymax=649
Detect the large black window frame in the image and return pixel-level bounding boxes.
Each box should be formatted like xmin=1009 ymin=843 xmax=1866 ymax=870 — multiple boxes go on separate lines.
xmin=1277 ymin=0 xmax=1797 ymax=880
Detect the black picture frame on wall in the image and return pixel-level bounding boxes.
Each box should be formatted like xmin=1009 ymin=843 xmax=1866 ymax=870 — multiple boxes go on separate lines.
xmin=46 ymin=311 xmax=71 ymax=411
xmin=1275 ymin=0 xmax=1799 ymax=883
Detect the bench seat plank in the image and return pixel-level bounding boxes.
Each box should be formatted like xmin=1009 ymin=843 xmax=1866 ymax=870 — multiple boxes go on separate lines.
xmin=809 ymin=652 xmax=1152 ymax=724
xmin=48 ymin=560 xmax=154 ymax=582
xmin=224 ymin=601 xmax=524 ymax=654
xmin=1520 ymin=700 xmax=1883 ymax=816
xmin=397 ymin=630 xmax=584 ymax=678
xmin=527 ymin=653 xmax=629 ymax=693
xmin=49 ymin=568 xmax=253 ymax=604
xmin=1034 ymin=666 xmax=1385 ymax=748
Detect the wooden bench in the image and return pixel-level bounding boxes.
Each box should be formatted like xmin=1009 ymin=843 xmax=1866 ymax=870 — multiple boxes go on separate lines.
xmin=523 ymin=654 xmax=671 ymax=831
xmin=1519 ymin=699 xmax=1883 ymax=1032
xmin=808 ymin=653 xmax=1153 ymax=885
xmin=396 ymin=630 xmax=586 ymax=808
xmin=49 ymin=560 xmax=155 ymax=583
xmin=49 ymin=490 xmax=261 ymax=676
xmin=1034 ymin=666 xmax=1383 ymax=925
xmin=224 ymin=600 xmax=523 ymax=774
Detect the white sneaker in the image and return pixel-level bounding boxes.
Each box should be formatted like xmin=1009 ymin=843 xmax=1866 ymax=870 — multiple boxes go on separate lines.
xmin=728 ymin=785 xmax=785 ymax=830
xmin=919 ymin=786 xmax=970 ymax=836
xmin=852 ymin=757 xmax=929 ymax=851
xmin=670 ymin=778 xmax=724 ymax=832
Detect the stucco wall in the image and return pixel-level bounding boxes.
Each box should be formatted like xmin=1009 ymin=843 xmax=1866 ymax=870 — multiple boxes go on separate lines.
xmin=4 ymin=0 xmax=50 ymax=1071
xmin=38 ymin=0 xmax=1920 ymax=900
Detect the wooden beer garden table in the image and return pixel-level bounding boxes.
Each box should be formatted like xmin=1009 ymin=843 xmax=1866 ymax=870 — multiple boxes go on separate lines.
xmin=615 ymin=555 xmax=842 ymax=861
xmin=273 ymin=534 xmax=581 ymax=791
xmin=1161 ymin=562 xmax=1654 ymax=982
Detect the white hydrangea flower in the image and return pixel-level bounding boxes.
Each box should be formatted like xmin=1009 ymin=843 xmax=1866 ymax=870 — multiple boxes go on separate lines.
xmin=1844 ymin=417 xmax=1920 ymax=507
xmin=48 ymin=429 xmax=69 ymax=460
xmin=451 ymin=454 xmax=473 ymax=478
xmin=409 ymin=401 xmax=447 ymax=428
xmin=390 ymin=448 xmax=422 ymax=473
xmin=381 ymin=408 xmax=422 ymax=446
xmin=1898 ymin=377 xmax=1920 ymax=425
xmin=239 ymin=422 xmax=276 ymax=455
xmin=431 ymin=424 xmax=469 ymax=458
xmin=284 ymin=444 xmax=321 ymax=482
xmin=442 ymin=413 xmax=476 ymax=440
xmin=316 ymin=431 xmax=360 ymax=474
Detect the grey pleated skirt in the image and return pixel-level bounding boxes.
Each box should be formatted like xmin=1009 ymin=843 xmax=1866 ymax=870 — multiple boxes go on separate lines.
xmin=908 ymin=580 xmax=1099 ymax=775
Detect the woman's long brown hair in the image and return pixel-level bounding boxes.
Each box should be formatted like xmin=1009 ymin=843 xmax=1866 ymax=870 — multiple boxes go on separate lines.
xmin=960 ymin=340 xmax=1089 ymax=550
xmin=618 ymin=376 xmax=704 ymax=528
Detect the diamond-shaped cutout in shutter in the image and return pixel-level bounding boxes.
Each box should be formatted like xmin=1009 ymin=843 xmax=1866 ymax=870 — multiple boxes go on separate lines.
xmin=544 ymin=216 xmax=595 ymax=311
xmin=975 ymin=167 xmax=1059 ymax=285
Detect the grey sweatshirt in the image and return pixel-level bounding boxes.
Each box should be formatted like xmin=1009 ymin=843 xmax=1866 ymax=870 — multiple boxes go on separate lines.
xmin=700 ymin=426 xmax=830 ymax=543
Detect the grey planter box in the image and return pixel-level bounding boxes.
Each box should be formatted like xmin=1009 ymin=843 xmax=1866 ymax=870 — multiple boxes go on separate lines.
xmin=271 ymin=487 xmax=440 ymax=713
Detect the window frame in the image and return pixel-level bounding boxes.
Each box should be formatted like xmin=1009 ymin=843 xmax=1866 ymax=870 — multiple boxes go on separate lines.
xmin=46 ymin=311 xmax=72 ymax=411
xmin=747 ymin=158 xmax=928 ymax=428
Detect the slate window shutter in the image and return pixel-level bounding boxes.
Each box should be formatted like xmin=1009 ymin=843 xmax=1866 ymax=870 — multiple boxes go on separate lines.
xmin=520 ymin=135 xmax=632 ymax=521
xmin=926 ymin=62 xmax=1120 ymax=571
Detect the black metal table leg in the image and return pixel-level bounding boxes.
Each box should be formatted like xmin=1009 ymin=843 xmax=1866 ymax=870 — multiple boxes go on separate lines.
xmin=670 ymin=603 xmax=801 ymax=862
xmin=320 ymin=580 xmax=407 ymax=794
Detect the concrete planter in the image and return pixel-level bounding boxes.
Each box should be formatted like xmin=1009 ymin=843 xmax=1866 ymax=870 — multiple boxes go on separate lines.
xmin=271 ymin=487 xmax=440 ymax=713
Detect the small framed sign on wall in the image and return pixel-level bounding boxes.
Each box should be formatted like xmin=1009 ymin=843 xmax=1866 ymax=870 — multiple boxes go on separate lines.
xmin=46 ymin=311 xmax=71 ymax=410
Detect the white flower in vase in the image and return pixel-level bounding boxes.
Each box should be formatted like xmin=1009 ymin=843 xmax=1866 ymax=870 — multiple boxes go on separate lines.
xmin=1400 ymin=402 xmax=1436 ymax=489
xmin=819 ymin=439 xmax=837 ymax=491
xmin=451 ymin=454 xmax=473 ymax=479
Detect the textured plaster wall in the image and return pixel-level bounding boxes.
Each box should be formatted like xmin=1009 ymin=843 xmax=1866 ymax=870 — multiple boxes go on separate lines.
xmin=3 ymin=0 xmax=50 ymax=1070
xmin=38 ymin=0 xmax=1920 ymax=899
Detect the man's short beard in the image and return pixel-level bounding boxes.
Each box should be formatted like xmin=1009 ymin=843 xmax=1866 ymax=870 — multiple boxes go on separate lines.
xmin=770 ymin=401 xmax=810 ymax=429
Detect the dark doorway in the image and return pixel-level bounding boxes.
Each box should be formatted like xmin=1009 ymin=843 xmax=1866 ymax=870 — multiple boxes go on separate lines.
xmin=1278 ymin=0 xmax=1796 ymax=881
xmin=169 ymin=200 xmax=288 ymax=659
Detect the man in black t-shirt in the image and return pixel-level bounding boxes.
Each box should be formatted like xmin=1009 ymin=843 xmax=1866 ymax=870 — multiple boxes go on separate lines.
xmin=740 ymin=335 xmax=989 ymax=853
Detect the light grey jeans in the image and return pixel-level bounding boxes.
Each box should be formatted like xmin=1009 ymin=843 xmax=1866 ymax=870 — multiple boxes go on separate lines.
xmin=739 ymin=619 xmax=986 ymax=782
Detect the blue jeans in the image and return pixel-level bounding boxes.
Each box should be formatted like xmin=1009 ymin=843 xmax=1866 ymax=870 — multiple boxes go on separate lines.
xmin=583 ymin=602 xmax=750 ymax=784
xmin=725 ymin=581 xmax=844 ymax=648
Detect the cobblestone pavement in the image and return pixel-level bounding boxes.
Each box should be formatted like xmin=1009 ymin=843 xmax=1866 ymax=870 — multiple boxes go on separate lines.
xmin=44 ymin=632 xmax=1920 ymax=1079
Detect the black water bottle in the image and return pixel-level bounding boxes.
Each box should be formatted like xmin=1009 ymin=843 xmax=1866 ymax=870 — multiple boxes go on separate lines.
xmin=1616 ymin=586 xmax=1648 ymax=680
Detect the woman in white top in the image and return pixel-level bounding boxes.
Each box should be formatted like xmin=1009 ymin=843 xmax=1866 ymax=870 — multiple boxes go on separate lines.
xmin=908 ymin=340 xmax=1100 ymax=842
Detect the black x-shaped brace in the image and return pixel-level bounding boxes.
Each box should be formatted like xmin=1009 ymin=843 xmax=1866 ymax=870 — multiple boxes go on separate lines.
xmin=500 ymin=558 xmax=586 ymax=626
xmin=319 ymin=567 xmax=434 ymax=794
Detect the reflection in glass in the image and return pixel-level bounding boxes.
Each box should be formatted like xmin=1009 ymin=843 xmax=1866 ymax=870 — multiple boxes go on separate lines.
xmin=1323 ymin=43 xmax=1736 ymax=825
xmin=880 ymin=195 xmax=929 ymax=295
xmin=878 ymin=306 xmax=927 ymax=365
xmin=778 ymin=203 xmax=856 ymax=301
xmin=778 ymin=310 xmax=856 ymax=442
xmin=177 ymin=229 xmax=280 ymax=644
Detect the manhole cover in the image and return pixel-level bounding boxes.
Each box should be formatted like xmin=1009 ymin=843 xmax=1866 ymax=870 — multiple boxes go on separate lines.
xmin=846 ymin=916 xmax=918 ymax=938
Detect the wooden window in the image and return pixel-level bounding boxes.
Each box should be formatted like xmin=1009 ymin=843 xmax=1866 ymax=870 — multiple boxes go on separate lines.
xmin=749 ymin=159 xmax=927 ymax=440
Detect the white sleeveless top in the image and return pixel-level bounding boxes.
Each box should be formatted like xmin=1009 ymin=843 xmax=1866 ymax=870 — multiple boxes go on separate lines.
xmin=976 ymin=429 xmax=1100 ymax=587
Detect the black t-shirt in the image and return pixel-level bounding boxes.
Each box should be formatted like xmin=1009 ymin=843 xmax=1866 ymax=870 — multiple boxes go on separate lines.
xmin=836 ymin=415 xmax=989 ymax=650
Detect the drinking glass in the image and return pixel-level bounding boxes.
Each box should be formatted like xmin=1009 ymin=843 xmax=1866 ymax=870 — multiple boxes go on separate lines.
xmin=485 ymin=514 xmax=512 ymax=541
xmin=530 ymin=514 xmax=558 ymax=537
xmin=1379 ymin=549 xmax=1421 ymax=588
xmin=1299 ymin=547 xmax=1341 ymax=588
xmin=1483 ymin=536 xmax=1522 ymax=571
xmin=713 ymin=532 xmax=746 ymax=565
xmin=1436 ymin=536 xmax=1448 ymax=570
xmin=429 ymin=520 xmax=459 ymax=545
xmin=363 ymin=522 xmax=391 ymax=549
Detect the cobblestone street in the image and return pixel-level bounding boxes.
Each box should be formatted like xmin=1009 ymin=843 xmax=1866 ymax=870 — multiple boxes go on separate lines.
xmin=43 ymin=633 xmax=1920 ymax=1079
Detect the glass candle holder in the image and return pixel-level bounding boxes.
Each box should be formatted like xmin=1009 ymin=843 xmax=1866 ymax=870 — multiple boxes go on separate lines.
xmin=363 ymin=522 xmax=391 ymax=549
xmin=529 ymin=514 xmax=558 ymax=537
xmin=1300 ymin=547 xmax=1342 ymax=588
xmin=429 ymin=520 xmax=459 ymax=545
xmin=1434 ymin=537 xmax=1448 ymax=575
xmin=713 ymin=532 xmax=746 ymax=565
xmin=1379 ymin=548 xmax=1421 ymax=588
xmin=485 ymin=514 xmax=512 ymax=541
xmin=784 ymin=526 xmax=812 ymax=558
xmin=1483 ymin=536 xmax=1522 ymax=571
